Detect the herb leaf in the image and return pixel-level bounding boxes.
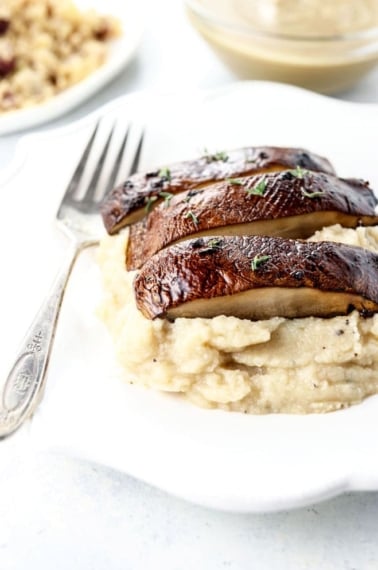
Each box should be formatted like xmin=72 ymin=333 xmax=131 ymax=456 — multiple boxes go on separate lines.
xmin=204 ymin=148 xmax=229 ymax=163
xmin=207 ymin=238 xmax=222 ymax=249
xmin=251 ymin=254 xmax=271 ymax=271
xmin=144 ymin=195 xmax=158 ymax=213
xmin=158 ymin=191 xmax=174 ymax=207
xmin=289 ymin=166 xmax=308 ymax=179
xmin=227 ymin=178 xmax=245 ymax=186
xmin=246 ymin=179 xmax=267 ymax=196
xmin=301 ymin=189 xmax=324 ymax=199
xmin=158 ymin=167 xmax=171 ymax=180
xmin=184 ymin=210 xmax=199 ymax=226
xmin=214 ymin=151 xmax=228 ymax=161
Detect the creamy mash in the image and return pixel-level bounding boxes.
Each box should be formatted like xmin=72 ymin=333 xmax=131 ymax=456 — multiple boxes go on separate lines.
xmin=98 ymin=225 xmax=378 ymax=414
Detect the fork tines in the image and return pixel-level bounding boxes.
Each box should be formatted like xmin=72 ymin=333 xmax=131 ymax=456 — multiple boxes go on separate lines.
xmin=65 ymin=120 xmax=144 ymax=206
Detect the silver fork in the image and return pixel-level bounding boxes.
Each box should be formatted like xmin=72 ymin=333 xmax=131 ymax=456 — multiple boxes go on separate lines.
xmin=0 ymin=121 xmax=144 ymax=439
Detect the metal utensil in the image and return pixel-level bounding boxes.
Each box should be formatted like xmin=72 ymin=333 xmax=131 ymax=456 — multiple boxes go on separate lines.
xmin=0 ymin=121 xmax=144 ymax=438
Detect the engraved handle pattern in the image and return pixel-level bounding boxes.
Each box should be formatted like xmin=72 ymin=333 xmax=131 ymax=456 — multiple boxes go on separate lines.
xmin=0 ymin=246 xmax=79 ymax=438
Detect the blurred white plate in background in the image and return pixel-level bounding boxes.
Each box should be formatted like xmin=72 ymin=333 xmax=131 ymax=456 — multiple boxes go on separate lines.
xmin=0 ymin=0 xmax=144 ymax=136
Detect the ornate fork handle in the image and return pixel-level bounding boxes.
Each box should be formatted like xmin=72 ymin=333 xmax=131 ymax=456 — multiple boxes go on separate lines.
xmin=0 ymin=244 xmax=82 ymax=438
xmin=0 ymin=123 xmax=143 ymax=439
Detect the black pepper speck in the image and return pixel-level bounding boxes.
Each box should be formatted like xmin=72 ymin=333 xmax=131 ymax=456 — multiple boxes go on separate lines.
xmin=191 ymin=238 xmax=205 ymax=249
xmin=281 ymin=172 xmax=294 ymax=181
xmin=151 ymin=179 xmax=165 ymax=189
xmin=293 ymin=270 xmax=304 ymax=280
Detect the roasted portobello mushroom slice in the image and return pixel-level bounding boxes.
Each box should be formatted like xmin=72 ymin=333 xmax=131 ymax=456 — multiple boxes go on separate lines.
xmin=134 ymin=235 xmax=378 ymax=321
xmin=101 ymin=146 xmax=335 ymax=232
xmin=127 ymin=171 xmax=378 ymax=270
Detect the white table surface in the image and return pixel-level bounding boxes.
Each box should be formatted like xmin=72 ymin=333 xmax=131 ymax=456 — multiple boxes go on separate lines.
xmin=1 ymin=1 xmax=378 ymax=568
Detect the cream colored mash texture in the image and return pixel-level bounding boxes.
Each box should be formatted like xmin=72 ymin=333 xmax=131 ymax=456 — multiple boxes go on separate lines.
xmin=98 ymin=225 xmax=378 ymax=414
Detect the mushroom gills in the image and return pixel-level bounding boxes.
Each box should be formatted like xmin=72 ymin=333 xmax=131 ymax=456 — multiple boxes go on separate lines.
xmin=173 ymin=211 xmax=377 ymax=242
xmin=134 ymin=235 xmax=378 ymax=320
xmin=126 ymin=170 xmax=378 ymax=271
xmin=127 ymin=211 xmax=378 ymax=271
xmin=166 ymin=287 xmax=378 ymax=320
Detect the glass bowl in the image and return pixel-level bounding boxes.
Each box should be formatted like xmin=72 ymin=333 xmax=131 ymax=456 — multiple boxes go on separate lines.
xmin=185 ymin=0 xmax=378 ymax=93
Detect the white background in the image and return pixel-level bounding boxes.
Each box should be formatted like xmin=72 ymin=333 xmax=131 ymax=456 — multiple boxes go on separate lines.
xmin=1 ymin=1 xmax=378 ymax=568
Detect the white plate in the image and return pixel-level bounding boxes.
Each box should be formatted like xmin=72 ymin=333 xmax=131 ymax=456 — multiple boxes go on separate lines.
xmin=0 ymin=0 xmax=144 ymax=136
xmin=1 ymin=82 xmax=378 ymax=513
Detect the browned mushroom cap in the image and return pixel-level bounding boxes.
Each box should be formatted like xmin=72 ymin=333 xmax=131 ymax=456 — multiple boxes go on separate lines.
xmin=134 ymin=235 xmax=378 ymax=321
xmin=126 ymin=171 xmax=378 ymax=270
xmin=101 ymin=146 xmax=335 ymax=233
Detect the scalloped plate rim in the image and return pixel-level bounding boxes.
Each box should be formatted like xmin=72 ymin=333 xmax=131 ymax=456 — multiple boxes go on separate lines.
xmin=2 ymin=80 xmax=378 ymax=513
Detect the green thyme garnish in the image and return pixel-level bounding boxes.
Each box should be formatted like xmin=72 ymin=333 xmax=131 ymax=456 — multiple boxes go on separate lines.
xmin=212 ymin=151 xmax=228 ymax=162
xmin=207 ymin=238 xmax=222 ymax=249
xmin=158 ymin=191 xmax=174 ymax=207
xmin=184 ymin=210 xmax=199 ymax=226
xmin=289 ymin=166 xmax=308 ymax=179
xmin=301 ymin=189 xmax=324 ymax=199
xmin=204 ymin=148 xmax=229 ymax=163
xmin=158 ymin=167 xmax=171 ymax=180
xmin=251 ymin=254 xmax=271 ymax=271
xmin=144 ymin=195 xmax=158 ymax=213
xmin=227 ymin=178 xmax=245 ymax=185
xmin=246 ymin=179 xmax=266 ymax=196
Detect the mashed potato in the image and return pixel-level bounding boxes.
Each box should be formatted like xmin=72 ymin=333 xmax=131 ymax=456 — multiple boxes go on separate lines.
xmin=97 ymin=225 xmax=378 ymax=414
